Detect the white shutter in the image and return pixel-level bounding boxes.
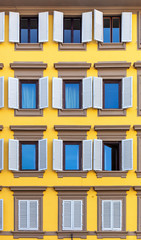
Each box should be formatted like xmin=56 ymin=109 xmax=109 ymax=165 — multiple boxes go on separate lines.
xmin=8 ymin=77 xmax=19 ymax=109
xmin=113 ymin=200 xmax=122 ymax=231
xmin=122 ymin=76 xmax=132 ymax=109
xmin=53 ymin=139 xmax=63 ymax=171
xmin=122 ymin=12 xmax=132 ymax=42
xmin=0 ymin=139 xmax=4 ymax=170
xmin=29 ymin=200 xmax=38 ymax=230
xmin=52 ymin=77 xmax=62 ymax=109
xmin=102 ymin=200 xmax=112 ymax=230
xmin=83 ymin=77 xmax=92 ymax=109
xmin=9 ymin=139 xmax=19 ymax=171
xmin=0 ymin=200 xmax=3 ymax=231
xmin=93 ymin=139 xmax=102 ymax=171
xmin=19 ymin=200 xmax=28 ymax=230
xmin=73 ymin=200 xmax=82 ymax=230
xmin=39 ymin=77 xmax=48 ymax=109
xmin=9 ymin=12 xmax=19 ymax=42
xmin=62 ymin=200 xmax=71 ymax=230
xmin=122 ymin=139 xmax=133 ymax=171
xmin=53 ymin=11 xmax=63 ymax=43
xmin=93 ymin=77 xmax=102 ymax=109
xmin=83 ymin=140 xmax=92 ymax=171
xmin=94 ymin=9 xmax=103 ymax=42
xmin=0 ymin=12 xmax=5 ymax=42
xmin=38 ymin=12 xmax=48 ymax=42
xmin=0 ymin=76 xmax=4 ymax=108
xmin=82 ymin=11 xmax=92 ymax=43
xmin=38 ymin=139 xmax=47 ymax=170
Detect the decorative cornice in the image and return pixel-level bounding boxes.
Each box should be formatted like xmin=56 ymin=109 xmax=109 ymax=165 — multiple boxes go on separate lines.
xmin=134 ymin=61 xmax=141 ymax=69
xmin=94 ymin=186 xmax=131 ymax=191
xmin=94 ymin=125 xmax=130 ymax=131
xmin=0 ymin=63 xmax=4 ymax=69
xmin=10 ymin=186 xmax=47 ymax=191
xmin=54 ymin=125 xmax=91 ymax=131
xmin=0 ymin=126 xmax=3 ymax=131
xmin=54 ymin=186 xmax=90 ymax=191
xmin=94 ymin=61 xmax=131 ymax=69
xmin=10 ymin=125 xmax=47 ymax=131
xmin=133 ymin=186 xmax=141 ymax=191
xmin=54 ymin=62 xmax=91 ymax=70
xmin=0 ymin=186 xmax=2 ymax=191
xmin=10 ymin=62 xmax=47 ymax=70
xmin=133 ymin=125 xmax=141 ymax=131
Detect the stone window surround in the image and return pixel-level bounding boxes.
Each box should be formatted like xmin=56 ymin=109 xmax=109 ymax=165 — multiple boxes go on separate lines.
xmin=10 ymin=125 xmax=47 ymax=178
xmin=54 ymin=186 xmax=90 ymax=239
xmin=0 ymin=126 xmax=3 ymax=131
xmin=94 ymin=61 xmax=131 ymax=116
xmin=134 ymin=61 xmax=141 ymax=115
xmin=94 ymin=125 xmax=130 ymax=178
xmin=94 ymin=186 xmax=131 ymax=239
xmin=54 ymin=125 xmax=91 ymax=177
xmin=10 ymin=186 xmax=47 ymax=239
xmin=54 ymin=62 xmax=91 ymax=117
xmin=133 ymin=186 xmax=141 ymax=238
xmin=137 ymin=12 xmax=141 ymax=49
xmin=133 ymin=125 xmax=141 ymax=177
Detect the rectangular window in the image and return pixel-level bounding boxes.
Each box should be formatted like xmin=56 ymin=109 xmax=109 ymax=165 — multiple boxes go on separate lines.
xmin=103 ymin=80 xmax=121 ymax=109
xmin=20 ymin=80 xmax=38 ymax=109
xmin=103 ymin=142 xmax=121 ymax=171
xmin=64 ymin=18 xmax=81 ymax=43
xmin=103 ymin=16 xmax=121 ymax=43
xmin=20 ymin=17 xmax=38 ymax=43
xmin=20 ymin=142 xmax=38 ymax=170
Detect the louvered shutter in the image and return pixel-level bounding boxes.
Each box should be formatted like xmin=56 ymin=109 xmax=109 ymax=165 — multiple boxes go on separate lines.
xmin=38 ymin=12 xmax=48 ymax=42
xmin=39 ymin=77 xmax=48 ymax=109
xmin=83 ymin=140 xmax=92 ymax=171
xmin=122 ymin=12 xmax=132 ymax=42
xmin=113 ymin=200 xmax=122 ymax=231
xmin=0 ymin=76 xmax=4 ymax=108
xmin=9 ymin=139 xmax=19 ymax=171
xmin=52 ymin=77 xmax=62 ymax=109
xmin=0 ymin=12 xmax=5 ymax=42
xmin=93 ymin=139 xmax=102 ymax=171
xmin=62 ymin=200 xmax=71 ymax=230
xmin=93 ymin=77 xmax=102 ymax=109
xmin=0 ymin=200 xmax=3 ymax=231
xmin=19 ymin=200 xmax=28 ymax=230
xmin=122 ymin=139 xmax=133 ymax=170
xmin=94 ymin=9 xmax=103 ymax=42
xmin=82 ymin=11 xmax=92 ymax=43
xmin=8 ymin=77 xmax=19 ymax=109
xmin=0 ymin=139 xmax=4 ymax=170
xmin=29 ymin=200 xmax=38 ymax=230
xmin=122 ymin=76 xmax=132 ymax=109
xmin=73 ymin=200 xmax=82 ymax=230
xmin=53 ymin=11 xmax=63 ymax=42
xmin=102 ymin=200 xmax=112 ymax=230
xmin=83 ymin=77 xmax=92 ymax=109
xmin=9 ymin=12 xmax=19 ymax=42
xmin=38 ymin=139 xmax=47 ymax=170
xmin=53 ymin=139 xmax=63 ymax=171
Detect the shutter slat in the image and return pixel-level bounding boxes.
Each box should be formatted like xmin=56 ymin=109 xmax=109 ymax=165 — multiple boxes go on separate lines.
xmin=9 ymin=139 xmax=19 ymax=171
xmin=29 ymin=200 xmax=38 ymax=230
xmin=0 ymin=12 xmax=5 ymax=42
xmin=53 ymin=11 xmax=63 ymax=42
xmin=8 ymin=77 xmax=19 ymax=109
xmin=63 ymin=200 xmax=71 ymax=230
xmin=73 ymin=200 xmax=82 ymax=230
xmin=122 ymin=139 xmax=133 ymax=170
xmin=19 ymin=200 xmax=27 ymax=230
xmin=94 ymin=9 xmax=103 ymax=42
xmin=83 ymin=140 xmax=92 ymax=171
xmin=93 ymin=139 xmax=102 ymax=170
xmin=38 ymin=12 xmax=48 ymax=42
xmin=113 ymin=201 xmax=122 ymax=230
xmin=38 ymin=139 xmax=47 ymax=170
xmin=0 ymin=77 xmax=4 ymax=108
xmin=53 ymin=139 xmax=63 ymax=171
xmin=0 ymin=200 xmax=3 ymax=231
xmin=122 ymin=12 xmax=132 ymax=42
xmin=39 ymin=77 xmax=48 ymax=109
xmin=9 ymin=12 xmax=19 ymax=42
xmin=102 ymin=200 xmax=112 ymax=230
xmin=93 ymin=77 xmax=102 ymax=109
xmin=83 ymin=77 xmax=92 ymax=109
xmin=122 ymin=76 xmax=132 ymax=109
xmin=52 ymin=77 xmax=62 ymax=109
xmin=82 ymin=11 xmax=92 ymax=43
xmin=0 ymin=139 xmax=4 ymax=170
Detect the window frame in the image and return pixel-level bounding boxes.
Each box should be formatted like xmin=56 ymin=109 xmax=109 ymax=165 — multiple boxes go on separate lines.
xmin=20 ymin=16 xmax=38 ymax=44
xmin=103 ymin=16 xmax=121 ymax=44
xmin=63 ymin=17 xmax=82 ymax=44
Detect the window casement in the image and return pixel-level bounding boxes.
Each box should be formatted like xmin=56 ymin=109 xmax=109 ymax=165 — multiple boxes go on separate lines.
xmin=64 ymin=17 xmax=82 ymax=44
xmin=20 ymin=17 xmax=38 ymax=44
xmin=0 ymin=77 xmax=4 ymax=109
xmin=133 ymin=125 xmax=141 ymax=177
xmin=0 ymin=199 xmax=3 ymax=231
xmin=103 ymin=16 xmax=121 ymax=43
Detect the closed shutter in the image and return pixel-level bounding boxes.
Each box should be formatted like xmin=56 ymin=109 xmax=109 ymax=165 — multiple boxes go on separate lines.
xmin=62 ymin=200 xmax=72 ymax=230
xmin=39 ymin=77 xmax=48 ymax=109
xmin=53 ymin=11 xmax=63 ymax=42
xmin=0 ymin=200 xmax=3 ymax=231
xmin=52 ymin=77 xmax=62 ymax=109
xmin=82 ymin=11 xmax=92 ymax=43
xmin=122 ymin=12 xmax=132 ymax=42
xmin=9 ymin=139 xmax=19 ymax=171
xmin=83 ymin=140 xmax=92 ymax=171
xmin=53 ymin=139 xmax=63 ymax=171
xmin=93 ymin=77 xmax=102 ymax=109
xmin=0 ymin=12 xmax=5 ymax=42
xmin=83 ymin=77 xmax=92 ymax=109
xmin=0 ymin=139 xmax=4 ymax=170
xmin=122 ymin=76 xmax=132 ymax=109
xmin=94 ymin=9 xmax=103 ymax=42
xmin=19 ymin=200 xmax=28 ymax=230
xmin=113 ymin=200 xmax=122 ymax=231
xmin=102 ymin=200 xmax=112 ymax=230
xmin=38 ymin=139 xmax=47 ymax=170
xmin=122 ymin=139 xmax=133 ymax=170
xmin=8 ymin=77 xmax=19 ymax=109
xmin=93 ymin=139 xmax=102 ymax=171
xmin=9 ymin=12 xmax=19 ymax=42
xmin=38 ymin=12 xmax=48 ymax=42
xmin=0 ymin=76 xmax=4 ymax=108
xmin=73 ymin=200 xmax=82 ymax=230
xmin=29 ymin=200 xmax=38 ymax=230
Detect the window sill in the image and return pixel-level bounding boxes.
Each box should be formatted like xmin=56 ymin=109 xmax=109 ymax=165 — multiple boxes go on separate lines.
xmin=96 ymin=231 xmax=128 ymax=239
xmin=95 ymin=171 xmax=128 ymax=178
xmin=57 ymin=231 xmax=88 ymax=239
xmin=14 ymin=109 xmax=43 ymax=117
xmin=15 ymin=43 xmax=43 ymax=51
xmin=58 ymin=109 xmax=87 ymax=117
xmin=136 ymin=231 xmax=141 ymax=238
xmin=98 ymin=109 xmax=126 ymax=116
xmin=57 ymin=171 xmax=88 ymax=178
xmin=98 ymin=42 xmax=126 ymax=50
xmin=136 ymin=171 xmax=141 ymax=177
xmin=12 ymin=231 xmax=45 ymax=239
xmin=58 ymin=43 xmax=86 ymax=51
xmin=12 ymin=171 xmax=45 ymax=178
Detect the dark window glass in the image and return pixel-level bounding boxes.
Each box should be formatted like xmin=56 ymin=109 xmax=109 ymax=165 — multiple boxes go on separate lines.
xmin=104 ymin=81 xmax=121 ymax=109
xmin=20 ymin=17 xmax=38 ymax=43
xmin=30 ymin=18 xmax=38 ymax=43
xmin=21 ymin=143 xmax=37 ymax=170
xmin=64 ymin=142 xmax=81 ymax=170
xmin=104 ymin=18 xmax=111 ymax=43
xmin=20 ymin=81 xmax=38 ymax=109
xmin=104 ymin=142 xmax=120 ymax=171
xmin=20 ymin=18 xmax=28 ymax=43
xmin=73 ymin=19 xmax=81 ymax=43
xmin=103 ymin=16 xmax=120 ymax=43
xmin=64 ymin=18 xmax=81 ymax=43
xmin=64 ymin=82 xmax=81 ymax=109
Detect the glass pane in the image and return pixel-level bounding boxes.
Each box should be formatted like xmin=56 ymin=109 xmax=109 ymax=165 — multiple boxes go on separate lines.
xmin=65 ymin=144 xmax=80 ymax=170
xmin=65 ymin=83 xmax=80 ymax=109
xmin=104 ymin=145 xmax=112 ymax=171
xmin=112 ymin=18 xmax=120 ymax=43
xmin=64 ymin=19 xmax=71 ymax=43
xmin=21 ymin=83 xmax=36 ymax=109
xmin=73 ymin=19 xmax=81 ymax=43
xmin=21 ymin=144 xmax=36 ymax=170
xmin=20 ymin=18 xmax=28 ymax=43
xmin=104 ymin=83 xmax=120 ymax=109
xmin=104 ymin=18 xmax=110 ymax=43
xmin=30 ymin=18 xmax=38 ymax=43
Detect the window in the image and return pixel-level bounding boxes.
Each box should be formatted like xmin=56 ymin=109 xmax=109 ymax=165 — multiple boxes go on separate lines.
xmin=103 ymin=17 xmax=121 ymax=43
xmin=103 ymin=142 xmax=121 ymax=171
xmin=103 ymin=80 xmax=121 ymax=109
xmin=64 ymin=18 xmax=81 ymax=43
xmin=20 ymin=142 xmax=38 ymax=170
xmin=133 ymin=125 xmax=141 ymax=177
xmin=20 ymin=17 xmax=38 ymax=43
xmin=20 ymin=80 xmax=38 ymax=109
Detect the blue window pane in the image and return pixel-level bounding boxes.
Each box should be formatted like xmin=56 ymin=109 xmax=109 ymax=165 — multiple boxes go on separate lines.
xmin=30 ymin=29 xmax=38 ymax=43
xmin=112 ymin=18 xmax=120 ymax=43
xmin=64 ymin=30 xmax=71 ymax=43
xmin=73 ymin=19 xmax=81 ymax=43
xmin=65 ymin=83 xmax=80 ymax=109
xmin=104 ymin=145 xmax=112 ymax=171
xmin=21 ymin=83 xmax=36 ymax=109
xmin=73 ymin=30 xmax=81 ymax=43
xmin=65 ymin=144 xmax=79 ymax=170
xmin=22 ymin=144 xmax=36 ymax=170
xmin=104 ymin=83 xmax=120 ymax=109
xmin=21 ymin=29 xmax=28 ymax=43
xmin=104 ymin=18 xmax=110 ymax=43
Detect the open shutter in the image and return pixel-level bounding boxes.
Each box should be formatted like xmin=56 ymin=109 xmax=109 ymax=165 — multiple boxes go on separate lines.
xmin=38 ymin=12 xmax=48 ymax=42
xmin=0 ymin=200 xmax=3 ymax=231
xmin=122 ymin=12 xmax=132 ymax=42
xmin=8 ymin=77 xmax=19 ymax=109
xmin=93 ymin=139 xmax=102 ymax=171
xmin=29 ymin=200 xmax=38 ymax=230
xmin=62 ymin=200 xmax=71 ymax=230
xmin=0 ymin=77 xmax=4 ymax=108
xmin=0 ymin=139 xmax=4 ymax=170
xmin=0 ymin=12 xmax=5 ymax=42
xmin=102 ymin=200 xmax=112 ymax=230
xmin=94 ymin=9 xmax=103 ymax=42
xmin=53 ymin=139 xmax=63 ymax=171
xmin=113 ymin=200 xmax=122 ymax=231
xmin=93 ymin=77 xmax=102 ymax=109
xmin=73 ymin=200 xmax=82 ymax=230
xmin=82 ymin=11 xmax=92 ymax=43
xmin=38 ymin=139 xmax=47 ymax=170
xmin=122 ymin=139 xmax=133 ymax=171
xmin=122 ymin=76 xmax=132 ymax=109
xmin=53 ymin=11 xmax=63 ymax=42
xmin=39 ymin=77 xmax=48 ymax=109
xmin=83 ymin=140 xmax=92 ymax=171
xmin=19 ymin=200 xmax=28 ymax=230
xmin=52 ymin=77 xmax=62 ymax=109
xmin=9 ymin=139 xmax=19 ymax=171
xmin=83 ymin=77 xmax=92 ymax=109
xmin=9 ymin=12 xmax=19 ymax=42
